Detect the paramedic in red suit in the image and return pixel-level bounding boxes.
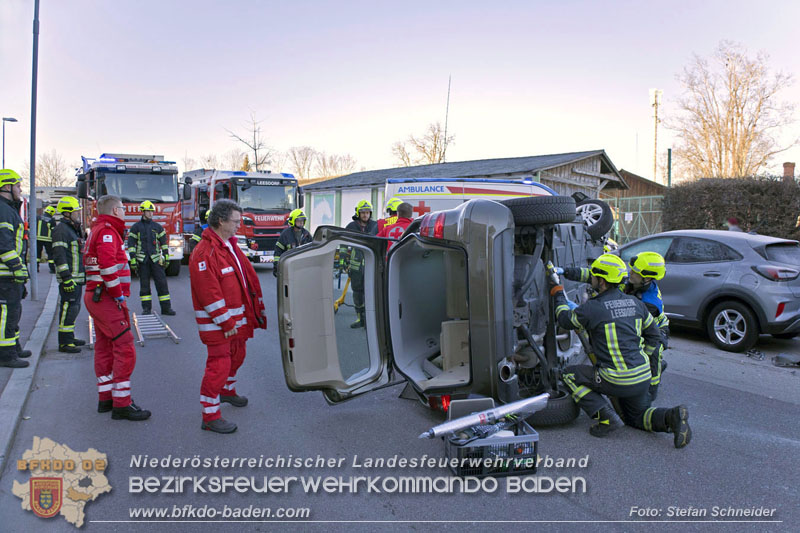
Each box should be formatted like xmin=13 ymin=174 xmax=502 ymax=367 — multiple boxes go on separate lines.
xmin=83 ymin=195 xmax=151 ymax=420
xmin=376 ymin=202 xmax=414 ymax=252
xmin=190 ymin=199 xmax=267 ymax=434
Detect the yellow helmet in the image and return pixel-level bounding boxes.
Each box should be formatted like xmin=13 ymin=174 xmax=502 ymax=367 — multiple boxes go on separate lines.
xmin=355 ymin=200 xmax=373 ymax=215
xmin=385 ymin=197 xmax=402 ymax=213
xmin=140 ymin=200 xmax=156 ymax=212
xmin=628 ymin=251 xmax=666 ymax=280
xmin=287 ymin=209 xmax=306 ymax=227
xmin=44 ymin=205 xmax=57 ymax=216
xmin=0 ymin=169 xmax=22 ymax=188
xmin=57 ymin=196 xmax=82 ymax=214
xmin=590 ymin=254 xmax=627 ymax=284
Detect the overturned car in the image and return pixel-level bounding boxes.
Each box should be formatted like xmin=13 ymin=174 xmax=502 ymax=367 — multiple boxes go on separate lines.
xmin=276 ymin=194 xmax=612 ymax=425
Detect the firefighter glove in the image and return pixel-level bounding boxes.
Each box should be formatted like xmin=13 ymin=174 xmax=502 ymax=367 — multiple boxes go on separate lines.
xmin=62 ymin=279 xmax=77 ymax=293
xmin=13 ymin=267 xmax=28 ymax=284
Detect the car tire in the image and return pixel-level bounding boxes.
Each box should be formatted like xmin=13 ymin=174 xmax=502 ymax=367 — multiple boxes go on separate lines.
xmin=576 ymin=198 xmax=614 ymax=240
xmin=500 ymin=196 xmax=577 ymax=226
xmin=771 ymin=332 xmax=798 ymax=340
xmin=706 ymin=301 xmax=759 ymax=353
xmin=525 ymin=388 xmax=579 ymax=427
xmin=165 ymin=260 xmax=181 ymax=277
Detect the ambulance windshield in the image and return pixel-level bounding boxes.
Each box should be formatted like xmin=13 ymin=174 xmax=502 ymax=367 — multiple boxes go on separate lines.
xmin=236 ymin=183 xmax=296 ymax=213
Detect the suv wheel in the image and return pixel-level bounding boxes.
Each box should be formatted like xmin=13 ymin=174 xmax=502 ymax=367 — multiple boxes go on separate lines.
xmin=576 ymin=198 xmax=614 ymax=240
xmin=706 ymin=301 xmax=759 ymax=352
xmin=501 ymin=196 xmax=576 ymax=226
xmin=526 ymin=388 xmax=579 ymax=427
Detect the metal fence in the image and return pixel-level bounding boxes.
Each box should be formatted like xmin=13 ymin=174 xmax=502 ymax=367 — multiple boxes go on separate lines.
xmin=605 ymin=195 xmax=664 ymax=244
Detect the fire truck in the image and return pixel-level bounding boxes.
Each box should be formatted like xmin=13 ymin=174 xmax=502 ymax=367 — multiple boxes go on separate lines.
xmin=75 ymin=153 xmax=184 ymax=276
xmin=180 ymin=169 xmax=303 ymax=263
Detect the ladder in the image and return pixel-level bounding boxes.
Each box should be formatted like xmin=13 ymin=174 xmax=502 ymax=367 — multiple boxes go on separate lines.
xmin=87 ymin=314 xmax=181 ymax=347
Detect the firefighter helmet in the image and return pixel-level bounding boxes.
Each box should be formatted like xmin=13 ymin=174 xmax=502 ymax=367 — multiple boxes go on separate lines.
xmin=385 ymin=197 xmax=402 ymax=213
xmin=0 ymin=169 xmax=22 ymax=187
xmin=590 ymin=254 xmax=627 ymax=284
xmin=355 ymin=200 xmax=373 ymax=215
xmin=288 ymin=209 xmax=306 ymax=227
xmin=44 ymin=205 xmax=57 ymax=216
xmin=57 ymin=196 xmax=82 ymax=214
xmin=628 ymin=251 xmax=666 ymax=280
xmin=140 ymin=200 xmax=156 ymax=212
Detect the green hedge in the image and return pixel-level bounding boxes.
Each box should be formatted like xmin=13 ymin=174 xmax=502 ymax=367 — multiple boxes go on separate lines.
xmin=662 ymin=177 xmax=800 ymax=239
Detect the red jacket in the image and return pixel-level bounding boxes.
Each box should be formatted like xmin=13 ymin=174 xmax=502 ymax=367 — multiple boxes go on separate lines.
xmin=84 ymin=214 xmax=131 ymax=299
xmin=377 ymin=217 xmax=412 ymax=252
xmin=190 ymin=228 xmax=266 ymax=345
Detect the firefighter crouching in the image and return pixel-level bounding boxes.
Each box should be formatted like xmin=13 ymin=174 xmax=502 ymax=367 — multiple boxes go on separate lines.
xmin=51 ymin=197 xmax=86 ymax=353
xmin=84 ymin=195 xmax=151 ymax=420
xmin=272 ymin=209 xmax=312 ymax=277
xmin=550 ymin=254 xmax=691 ymax=448
xmin=36 ymin=204 xmax=57 ymax=273
xmin=190 ymin=199 xmax=266 ymax=434
xmin=127 ymin=200 xmax=175 ymax=315
xmin=0 ymin=169 xmax=30 ymax=369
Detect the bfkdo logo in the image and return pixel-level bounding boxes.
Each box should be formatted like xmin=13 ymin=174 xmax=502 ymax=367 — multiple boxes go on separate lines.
xmin=30 ymin=478 xmax=63 ymax=518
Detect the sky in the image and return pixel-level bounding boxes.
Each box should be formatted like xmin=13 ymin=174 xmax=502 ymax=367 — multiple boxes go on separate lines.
xmin=2 ymin=0 xmax=799 ymax=183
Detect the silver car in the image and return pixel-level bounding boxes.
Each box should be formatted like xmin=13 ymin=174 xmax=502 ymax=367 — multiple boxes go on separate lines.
xmin=618 ymin=230 xmax=800 ymax=352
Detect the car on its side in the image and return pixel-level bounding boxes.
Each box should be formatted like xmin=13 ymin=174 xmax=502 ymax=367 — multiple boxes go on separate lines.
xmin=618 ymin=230 xmax=800 ymax=352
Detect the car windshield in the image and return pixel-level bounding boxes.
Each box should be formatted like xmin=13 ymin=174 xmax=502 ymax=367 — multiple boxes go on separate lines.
xmin=765 ymin=243 xmax=800 ymax=264
xmin=103 ymin=172 xmax=178 ymax=203
xmin=236 ymin=184 xmax=296 ymax=213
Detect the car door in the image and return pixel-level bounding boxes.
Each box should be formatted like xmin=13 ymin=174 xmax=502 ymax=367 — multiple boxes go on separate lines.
xmin=277 ymin=226 xmax=392 ymax=404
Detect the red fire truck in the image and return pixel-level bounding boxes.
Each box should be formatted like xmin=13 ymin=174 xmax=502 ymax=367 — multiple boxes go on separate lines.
xmin=180 ymin=169 xmax=303 ymax=263
xmin=76 ymin=153 xmax=184 ymax=276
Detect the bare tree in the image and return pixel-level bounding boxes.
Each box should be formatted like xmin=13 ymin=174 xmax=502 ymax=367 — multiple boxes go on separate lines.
xmin=315 ymin=152 xmax=358 ymax=178
xmin=393 ymin=122 xmax=455 ymax=167
xmin=221 ymin=148 xmax=246 ymax=170
xmin=670 ymin=41 xmax=797 ymax=179
xmin=197 ymin=153 xmax=219 ymax=169
xmin=287 ymin=146 xmax=318 ymax=180
xmin=226 ymin=111 xmax=274 ymax=171
xmin=22 ymin=149 xmax=74 ymax=187
xmin=182 ymin=152 xmax=197 ymax=172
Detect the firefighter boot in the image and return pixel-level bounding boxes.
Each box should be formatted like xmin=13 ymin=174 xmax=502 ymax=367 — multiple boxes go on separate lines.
xmin=161 ymin=304 xmax=176 ymax=316
xmin=72 ymin=339 xmax=87 ymax=347
xmin=666 ymin=405 xmax=692 ymax=449
xmin=112 ymin=401 xmax=152 ymax=421
xmin=0 ymin=356 xmax=29 ymax=368
xmin=202 ymin=418 xmax=238 ymax=434
xmin=142 ymin=301 xmax=152 ymax=315
xmin=589 ymin=406 xmax=624 ymax=438
xmin=59 ymin=344 xmax=81 ymax=354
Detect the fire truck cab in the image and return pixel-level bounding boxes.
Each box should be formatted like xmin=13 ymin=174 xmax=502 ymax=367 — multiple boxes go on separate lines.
xmin=76 ymin=153 xmax=184 ymax=276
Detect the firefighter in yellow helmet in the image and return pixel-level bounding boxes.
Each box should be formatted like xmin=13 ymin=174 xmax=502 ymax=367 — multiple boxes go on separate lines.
xmin=378 ymin=197 xmax=403 ymax=233
xmin=0 ymin=169 xmax=29 ymax=368
xmin=127 ymin=200 xmax=175 ymax=315
xmin=36 ymin=204 xmax=57 ymax=273
xmin=344 ymin=200 xmax=378 ymax=328
xmin=52 ymin=197 xmax=87 ymax=353
xmin=273 ymin=209 xmax=312 ymax=277
xmin=549 ymin=254 xmax=691 ymax=448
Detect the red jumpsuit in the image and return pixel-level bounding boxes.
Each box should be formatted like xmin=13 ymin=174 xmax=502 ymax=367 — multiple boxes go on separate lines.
xmin=377 ymin=217 xmax=413 ymax=252
xmin=83 ymin=215 xmax=136 ymax=408
xmin=190 ymin=228 xmax=266 ymax=422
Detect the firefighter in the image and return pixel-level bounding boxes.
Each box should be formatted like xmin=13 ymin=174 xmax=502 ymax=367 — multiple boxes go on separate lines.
xmin=36 ymin=204 xmax=57 ymax=273
xmin=377 ymin=197 xmax=402 ymax=233
xmin=127 ymin=200 xmax=175 ymax=315
xmin=0 ymin=169 xmax=29 ymax=368
xmin=188 ymin=209 xmax=208 ymax=255
xmin=344 ymin=200 xmax=378 ymax=328
xmin=84 ymin=195 xmax=150 ymax=420
xmin=272 ymin=209 xmax=312 ymax=277
xmin=190 ymin=199 xmax=266 ymax=434
xmin=52 ymin=197 xmax=86 ymax=353
xmin=377 ymin=202 xmax=413 ymax=252
xmin=550 ymin=254 xmax=691 ymax=448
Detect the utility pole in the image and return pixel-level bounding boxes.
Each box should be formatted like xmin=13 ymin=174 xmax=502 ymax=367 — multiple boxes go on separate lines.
xmin=443 ymin=75 xmax=451 ymax=163
xmin=649 ymin=89 xmax=662 ymax=183
xmin=29 ymin=0 xmax=40 ymax=300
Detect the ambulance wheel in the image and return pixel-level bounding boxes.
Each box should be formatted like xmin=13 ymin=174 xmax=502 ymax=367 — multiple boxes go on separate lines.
xmin=576 ymin=198 xmax=614 ymax=240
xmin=501 ymin=196 xmax=577 ymax=227
xmin=165 ymin=260 xmax=181 ymax=277
xmin=525 ymin=388 xmax=579 ymax=427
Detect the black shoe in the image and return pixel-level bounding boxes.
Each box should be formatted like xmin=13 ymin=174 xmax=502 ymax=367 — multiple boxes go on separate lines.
xmin=112 ymin=402 xmax=151 ymax=421
xmin=221 ymin=394 xmax=248 ymax=407
xmin=72 ymin=339 xmax=87 ymax=347
xmin=98 ymin=400 xmax=113 ymax=413
xmin=667 ymin=405 xmax=691 ymax=449
xmin=202 ymin=418 xmax=237 ymax=433
xmin=142 ymin=304 xmax=152 ymax=315
xmin=589 ymin=406 xmax=624 ymax=438
xmin=161 ymin=308 xmax=176 ymax=316
xmin=350 ymin=319 xmax=364 ymax=329
xmin=0 ymin=357 xmax=30 ymax=368
xmin=19 ymin=349 xmax=32 ymax=358
xmin=59 ymin=344 xmax=81 ymax=354
xmin=661 ymin=359 xmax=668 ymax=372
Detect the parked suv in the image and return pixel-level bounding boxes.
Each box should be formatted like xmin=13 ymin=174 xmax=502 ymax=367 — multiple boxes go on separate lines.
xmin=276 ymin=195 xmax=609 ymax=424
xmin=619 ymin=230 xmax=800 ymax=352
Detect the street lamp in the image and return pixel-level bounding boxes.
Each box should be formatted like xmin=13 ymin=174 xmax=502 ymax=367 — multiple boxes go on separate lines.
xmin=2 ymin=117 xmax=18 ymax=168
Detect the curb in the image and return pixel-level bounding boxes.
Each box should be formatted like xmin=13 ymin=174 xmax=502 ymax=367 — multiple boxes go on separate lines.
xmin=0 ymin=275 xmax=59 ymax=475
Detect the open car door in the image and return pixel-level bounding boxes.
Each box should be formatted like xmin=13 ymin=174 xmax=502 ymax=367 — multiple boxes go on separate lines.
xmin=277 ymin=226 xmax=392 ymax=404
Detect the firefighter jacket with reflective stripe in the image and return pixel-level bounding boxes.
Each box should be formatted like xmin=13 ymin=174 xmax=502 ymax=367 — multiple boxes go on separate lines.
xmin=84 ymin=215 xmax=131 ymax=299
xmin=36 ymin=214 xmax=55 ymax=242
xmin=625 ymin=279 xmax=670 ymax=344
xmin=274 ymin=226 xmax=312 ymax=262
xmin=189 ymin=223 xmax=207 ymax=254
xmin=0 ymin=196 xmax=25 ymax=279
xmin=127 ymin=217 xmax=167 ymax=264
xmin=190 ymin=228 xmax=266 ymax=346
xmin=555 ymin=288 xmax=661 ymax=386
xmin=51 ymin=219 xmax=85 ymax=284
xmin=377 ymin=215 xmax=398 ymax=233
xmin=344 ymin=219 xmax=378 ymax=273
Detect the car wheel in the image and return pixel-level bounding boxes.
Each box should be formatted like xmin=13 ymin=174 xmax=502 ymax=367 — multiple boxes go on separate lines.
xmin=772 ymin=332 xmax=799 ymax=340
xmin=525 ymin=388 xmax=579 ymax=427
xmin=165 ymin=260 xmax=181 ymax=277
xmin=576 ymin=198 xmax=614 ymax=240
xmin=706 ymin=301 xmax=759 ymax=353
xmin=500 ymin=196 xmax=577 ymax=226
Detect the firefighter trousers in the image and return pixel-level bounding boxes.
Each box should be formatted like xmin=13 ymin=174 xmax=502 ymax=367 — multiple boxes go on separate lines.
xmin=0 ymin=281 xmax=23 ymax=361
xmin=138 ymin=258 xmax=170 ymax=312
xmin=200 ymin=337 xmax=247 ymax=422
xmin=36 ymin=240 xmax=55 ymax=272
xmin=562 ymin=364 xmax=671 ymax=433
xmin=84 ymin=291 xmax=137 ymax=408
xmin=350 ymin=271 xmax=366 ymax=323
xmin=58 ymin=284 xmax=83 ymax=346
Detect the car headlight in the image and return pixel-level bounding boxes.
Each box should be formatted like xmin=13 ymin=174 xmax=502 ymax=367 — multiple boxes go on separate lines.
xmin=168 ymin=235 xmax=182 ymax=248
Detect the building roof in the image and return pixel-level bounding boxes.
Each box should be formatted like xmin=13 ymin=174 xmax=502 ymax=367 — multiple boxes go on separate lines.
xmin=304 ymin=150 xmax=627 ymax=191
xmin=618 ymin=169 xmax=667 ymax=190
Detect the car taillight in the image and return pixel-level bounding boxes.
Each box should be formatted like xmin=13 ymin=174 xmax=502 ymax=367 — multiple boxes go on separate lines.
xmin=428 ymin=394 xmax=451 ymax=412
xmin=775 ymin=302 xmax=786 ymax=318
xmin=752 ymin=265 xmax=800 ymax=281
xmin=420 ymin=213 xmax=445 ymax=238
xmin=433 ymin=214 xmax=445 ymax=239
xmin=289 ymin=338 xmax=295 ymax=348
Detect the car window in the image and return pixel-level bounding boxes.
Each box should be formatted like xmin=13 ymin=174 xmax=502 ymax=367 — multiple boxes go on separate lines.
xmin=620 ymin=237 xmax=674 ymax=263
xmin=667 ymin=237 xmax=742 ymax=263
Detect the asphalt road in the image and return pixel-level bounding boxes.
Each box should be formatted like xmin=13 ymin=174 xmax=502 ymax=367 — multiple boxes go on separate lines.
xmin=1 ymin=265 xmax=798 ymax=532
